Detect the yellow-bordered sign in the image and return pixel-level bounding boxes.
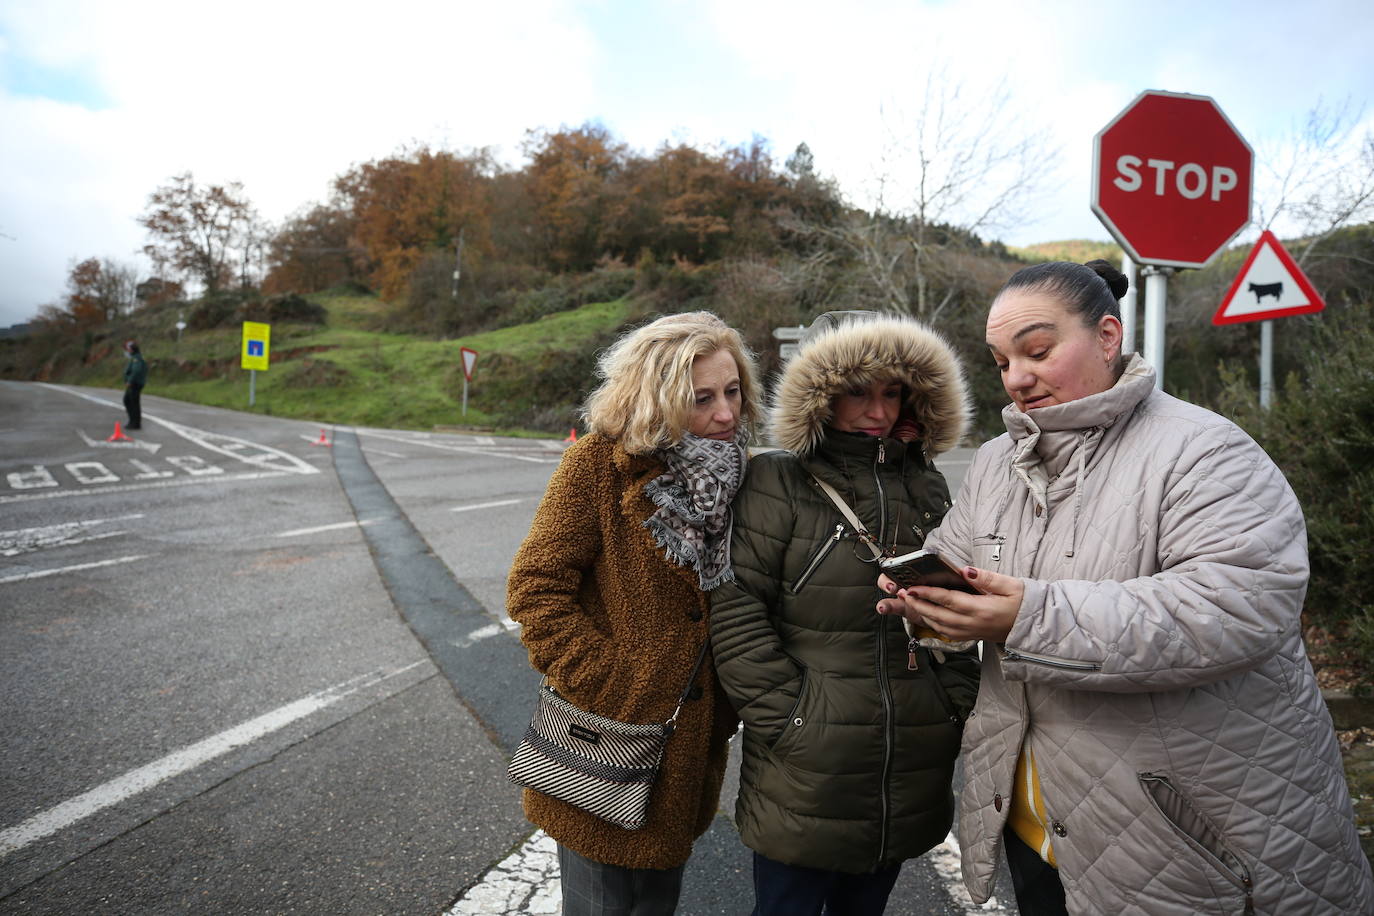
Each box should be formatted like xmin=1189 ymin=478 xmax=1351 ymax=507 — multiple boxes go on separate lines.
xmin=241 ymin=321 xmax=270 ymax=371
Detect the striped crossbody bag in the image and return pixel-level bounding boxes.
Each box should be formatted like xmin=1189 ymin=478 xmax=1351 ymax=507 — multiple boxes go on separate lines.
xmin=507 ymin=639 xmax=712 ymax=830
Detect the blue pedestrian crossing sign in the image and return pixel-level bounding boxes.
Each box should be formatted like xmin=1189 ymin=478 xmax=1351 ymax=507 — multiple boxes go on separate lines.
xmin=241 ymin=321 xmax=271 ymax=371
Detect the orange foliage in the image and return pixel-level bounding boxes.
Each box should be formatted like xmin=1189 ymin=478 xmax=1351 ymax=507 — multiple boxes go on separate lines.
xmin=335 ymin=147 xmax=494 ymax=301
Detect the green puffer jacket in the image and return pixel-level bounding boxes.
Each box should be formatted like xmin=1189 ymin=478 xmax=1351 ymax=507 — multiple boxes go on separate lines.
xmin=710 ymin=314 xmax=980 ymax=874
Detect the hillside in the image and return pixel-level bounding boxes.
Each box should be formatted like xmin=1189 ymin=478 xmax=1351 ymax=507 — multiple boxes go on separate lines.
xmin=8 ymin=289 xmax=635 ymax=434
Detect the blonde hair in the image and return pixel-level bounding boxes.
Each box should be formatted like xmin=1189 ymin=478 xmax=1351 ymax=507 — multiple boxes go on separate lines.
xmin=582 ymin=311 xmax=760 ymax=454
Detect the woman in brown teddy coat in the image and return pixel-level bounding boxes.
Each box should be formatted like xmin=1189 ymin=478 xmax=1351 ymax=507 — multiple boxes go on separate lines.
xmin=507 ymin=311 xmax=761 ymax=915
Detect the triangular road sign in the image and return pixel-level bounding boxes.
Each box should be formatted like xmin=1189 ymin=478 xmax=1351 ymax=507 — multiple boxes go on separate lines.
xmin=1213 ymin=230 xmax=1325 ymax=325
xmin=460 ymin=346 xmax=478 ymax=381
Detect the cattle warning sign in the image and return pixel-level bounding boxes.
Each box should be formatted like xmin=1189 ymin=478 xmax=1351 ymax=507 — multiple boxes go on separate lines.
xmin=1212 ymin=230 xmax=1325 ymax=325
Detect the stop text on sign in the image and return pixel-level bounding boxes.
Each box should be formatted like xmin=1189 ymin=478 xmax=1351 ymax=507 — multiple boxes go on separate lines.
xmin=1112 ymin=157 xmax=1238 ymax=202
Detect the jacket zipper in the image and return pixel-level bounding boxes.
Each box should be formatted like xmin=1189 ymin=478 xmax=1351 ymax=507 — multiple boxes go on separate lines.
xmin=1000 ymin=647 xmax=1102 ymax=671
xmin=1139 ymin=772 xmax=1254 ymax=914
xmin=877 ymin=613 xmax=894 ymax=868
xmin=873 ymin=440 xmax=888 ymax=548
xmin=790 ymin=524 xmax=845 ymax=593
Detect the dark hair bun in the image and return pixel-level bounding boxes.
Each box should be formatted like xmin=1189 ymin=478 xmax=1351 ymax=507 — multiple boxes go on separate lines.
xmin=1084 ymin=258 xmax=1129 ymax=300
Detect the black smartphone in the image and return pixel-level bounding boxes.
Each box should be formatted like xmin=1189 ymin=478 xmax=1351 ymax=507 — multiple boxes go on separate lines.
xmin=878 ymin=549 xmax=981 ymax=594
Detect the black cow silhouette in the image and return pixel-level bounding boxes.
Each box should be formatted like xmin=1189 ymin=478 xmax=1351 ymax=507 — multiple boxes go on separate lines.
xmin=1249 ymin=281 xmax=1283 ymax=302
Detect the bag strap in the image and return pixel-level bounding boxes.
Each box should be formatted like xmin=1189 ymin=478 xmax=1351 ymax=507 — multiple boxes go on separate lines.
xmin=664 ymin=637 xmax=712 ymax=729
xmin=810 ymin=473 xmax=922 ymax=644
xmin=809 ymin=474 xmax=885 ymax=561
xmin=541 ymin=632 xmax=713 ymax=731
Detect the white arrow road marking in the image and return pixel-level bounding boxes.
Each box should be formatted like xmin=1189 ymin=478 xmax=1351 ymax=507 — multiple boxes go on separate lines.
xmin=0 ymin=661 xmax=427 ymax=857
xmin=76 ymin=429 xmax=163 ymax=453
xmin=450 ymin=498 xmax=523 ymax=513
xmin=0 ymin=554 xmax=150 ymax=585
xmin=40 ymin=385 xmax=319 ymax=475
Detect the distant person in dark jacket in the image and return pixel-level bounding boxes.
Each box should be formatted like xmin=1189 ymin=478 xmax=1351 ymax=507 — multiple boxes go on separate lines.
xmin=123 ymin=340 xmax=147 ymax=430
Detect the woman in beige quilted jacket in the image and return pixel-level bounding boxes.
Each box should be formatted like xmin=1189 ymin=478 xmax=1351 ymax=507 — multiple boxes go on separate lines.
xmin=877 ymin=260 xmax=1374 ymax=915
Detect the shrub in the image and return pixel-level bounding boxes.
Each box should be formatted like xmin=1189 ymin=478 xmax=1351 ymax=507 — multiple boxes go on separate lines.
xmin=1216 ymin=302 xmax=1374 ymax=688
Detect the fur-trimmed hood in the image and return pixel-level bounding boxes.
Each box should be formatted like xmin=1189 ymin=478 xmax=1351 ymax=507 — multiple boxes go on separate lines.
xmin=769 ymin=313 xmax=971 ymax=457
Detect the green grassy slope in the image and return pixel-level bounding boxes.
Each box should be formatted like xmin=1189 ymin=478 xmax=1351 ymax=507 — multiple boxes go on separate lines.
xmin=71 ymin=291 xmax=633 ymax=433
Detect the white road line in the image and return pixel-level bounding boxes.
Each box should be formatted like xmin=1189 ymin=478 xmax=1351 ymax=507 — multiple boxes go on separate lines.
xmin=0 ymin=661 xmax=426 ymax=858
xmin=361 ymin=446 xmax=408 ymax=459
xmin=450 ymin=498 xmax=524 ymax=513
xmin=446 ymin=829 xmax=560 ymax=915
xmin=450 ymin=616 xmax=521 ymax=648
xmin=0 ymin=554 xmax=150 ymax=585
xmin=274 ymin=519 xmax=377 ymax=538
xmin=0 ymin=470 xmax=292 ymax=505
xmin=359 ymin=429 xmax=555 ymax=465
xmin=473 ymin=436 xmax=495 ymax=445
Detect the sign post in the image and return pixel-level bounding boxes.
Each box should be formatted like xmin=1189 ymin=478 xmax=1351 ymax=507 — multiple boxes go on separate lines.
xmin=772 ymin=325 xmax=806 ymax=362
xmin=459 ymin=346 xmax=478 ymax=416
xmin=1091 ymin=90 xmax=1253 ymax=387
xmin=1212 ymin=230 xmax=1325 ymax=407
xmin=240 ymin=321 xmax=271 ymax=407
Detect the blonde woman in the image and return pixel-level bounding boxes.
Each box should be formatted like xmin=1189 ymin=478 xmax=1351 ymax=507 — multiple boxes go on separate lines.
xmin=507 ymin=311 xmax=761 ymax=915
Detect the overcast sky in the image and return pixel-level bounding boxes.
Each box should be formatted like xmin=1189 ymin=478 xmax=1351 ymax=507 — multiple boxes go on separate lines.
xmin=1 ymin=0 xmax=1371 ymax=328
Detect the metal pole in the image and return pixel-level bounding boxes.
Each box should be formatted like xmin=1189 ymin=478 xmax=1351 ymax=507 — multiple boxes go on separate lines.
xmin=1120 ymin=255 xmax=1138 ymax=354
xmin=1142 ymin=266 xmax=1172 ymax=389
xmin=1259 ymin=320 xmax=1273 ymax=409
xmin=249 ymin=369 xmax=256 ymax=407
xmin=462 ymin=377 xmax=468 ymax=416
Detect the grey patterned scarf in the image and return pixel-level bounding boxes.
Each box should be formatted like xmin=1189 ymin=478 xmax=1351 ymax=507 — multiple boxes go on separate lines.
xmin=643 ymin=430 xmax=748 ymax=591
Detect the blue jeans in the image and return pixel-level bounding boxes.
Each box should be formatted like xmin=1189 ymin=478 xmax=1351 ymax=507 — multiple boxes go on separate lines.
xmin=557 ymin=842 xmax=685 ymax=916
xmin=751 ymin=851 xmax=902 ymax=916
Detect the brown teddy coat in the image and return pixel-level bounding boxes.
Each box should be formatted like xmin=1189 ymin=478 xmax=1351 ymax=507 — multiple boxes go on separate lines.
xmin=507 ymin=432 xmax=739 ymax=870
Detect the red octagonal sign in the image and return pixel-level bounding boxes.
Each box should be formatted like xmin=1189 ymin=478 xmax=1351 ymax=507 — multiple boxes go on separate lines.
xmin=1092 ymin=90 xmax=1253 ymax=268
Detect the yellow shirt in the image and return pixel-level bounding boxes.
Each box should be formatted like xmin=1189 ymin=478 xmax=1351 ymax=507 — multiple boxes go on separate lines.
xmin=1007 ymin=744 xmax=1058 ymax=867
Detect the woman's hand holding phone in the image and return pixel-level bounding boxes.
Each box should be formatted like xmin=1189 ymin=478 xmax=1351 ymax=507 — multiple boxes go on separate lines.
xmin=875 ymin=563 xmax=1025 ymax=643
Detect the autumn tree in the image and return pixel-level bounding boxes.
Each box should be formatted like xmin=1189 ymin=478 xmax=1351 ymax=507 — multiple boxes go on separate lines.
xmin=263 ymin=203 xmax=361 ymax=294
xmin=61 ymin=257 xmax=141 ymax=326
xmin=335 ymin=146 xmax=494 ymax=302
xmin=139 ymin=172 xmax=258 ymax=294
xmin=522 ymin=124 xmax=628 ymax=270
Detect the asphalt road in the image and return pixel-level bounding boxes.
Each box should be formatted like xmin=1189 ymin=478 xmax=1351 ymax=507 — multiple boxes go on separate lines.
xmin=0 ymin=381 xmax=1009 ymax=915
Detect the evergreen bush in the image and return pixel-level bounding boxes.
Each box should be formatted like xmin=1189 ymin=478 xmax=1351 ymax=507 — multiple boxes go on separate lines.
xmin=1216 ymin=302 xmax=1374 ymax=688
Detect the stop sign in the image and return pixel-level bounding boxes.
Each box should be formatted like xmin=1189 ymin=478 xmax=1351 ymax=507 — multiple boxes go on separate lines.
xmin=1092 ymin=90 xmax=1253 ymax=268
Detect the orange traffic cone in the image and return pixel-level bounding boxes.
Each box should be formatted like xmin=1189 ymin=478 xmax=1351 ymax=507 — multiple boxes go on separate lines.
xmin=312 ymin=429 xmax=331 ymax=447
xmin=563 ymin=427 xmax=577 ymax=443
xmin=108 ymin=421 xmax=132 ymax=442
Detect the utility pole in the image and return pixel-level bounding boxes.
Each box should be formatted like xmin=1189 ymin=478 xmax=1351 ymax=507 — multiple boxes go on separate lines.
xmin=451 ymin=228 xmax=465 ymax=299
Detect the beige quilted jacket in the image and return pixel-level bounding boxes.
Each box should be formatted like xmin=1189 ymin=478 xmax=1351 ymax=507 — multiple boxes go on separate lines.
xmin=926 ymin=356 xmax=1374 ymax=915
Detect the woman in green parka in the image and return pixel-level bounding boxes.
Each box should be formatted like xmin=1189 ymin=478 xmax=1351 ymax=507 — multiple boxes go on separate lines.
xmin=710 ymin=311 xmax=980 ymax=915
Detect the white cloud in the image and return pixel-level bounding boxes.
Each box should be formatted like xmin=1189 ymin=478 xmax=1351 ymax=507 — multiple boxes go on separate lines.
xmin=2 ymin=0 xmax=1372 ymax=328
